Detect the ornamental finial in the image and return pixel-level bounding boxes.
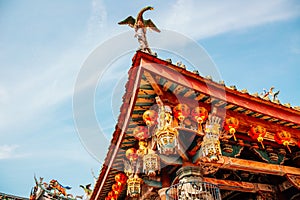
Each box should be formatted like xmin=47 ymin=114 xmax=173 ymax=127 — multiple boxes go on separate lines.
xmin=118 ymin=6 xmax=160 ymax=55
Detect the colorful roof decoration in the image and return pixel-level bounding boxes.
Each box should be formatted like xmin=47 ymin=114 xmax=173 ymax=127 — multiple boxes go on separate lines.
xmin=0 ymin=192 xmax=28 ymax=200
xmin=29 ymin=176 xmax=90 ymax=200
xmin=91 ymin=50 xmax=300 ymax=200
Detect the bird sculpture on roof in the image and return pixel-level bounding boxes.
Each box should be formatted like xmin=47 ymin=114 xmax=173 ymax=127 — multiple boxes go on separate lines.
xmin=118 ymin=6 xmax=160 ymax=55
xmin=80 ymin=184 xmax=92 ymax=197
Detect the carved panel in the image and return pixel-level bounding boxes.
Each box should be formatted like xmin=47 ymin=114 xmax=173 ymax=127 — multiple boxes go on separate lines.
xmin=286 ymin=174 xmax=300 ymax=190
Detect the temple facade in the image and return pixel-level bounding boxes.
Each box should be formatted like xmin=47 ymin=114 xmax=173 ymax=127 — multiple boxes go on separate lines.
xmin=91 ymin=51 xmax=300 ymax=200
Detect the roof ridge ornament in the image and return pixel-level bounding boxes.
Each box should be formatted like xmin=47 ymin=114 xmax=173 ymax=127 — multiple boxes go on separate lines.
xmin=118 ymin=6 xmax=160 ymax=55
xmin=260 ymin=86 xmax=280 ymax=103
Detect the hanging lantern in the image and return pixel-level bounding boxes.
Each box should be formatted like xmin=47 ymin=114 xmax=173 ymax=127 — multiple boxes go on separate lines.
xmin=115 ymin=173 xmax=127 ymax=185
xmin=224 ymin=117 xmax=239 ymax=141
xmin=133 ymin=126 xmax=150 ymax=141
xmin=143 ymin=151 xmax=160 ymax=177
xmin=249 ymin=125 xmax=267 ymax=149
xmin=127 ymin=175 xmax=143 ymax=197
xmin=274 ymin=130 xmax=291 ymax=153
xmin=112 ymin=183 xmax=122 ymax=193
xmin=112 ymin=189 xmax=121 ymax=197
xmin=200 ymin=115 xmax=222 ymax=162
xmin=191 ymin=106 xmax=208 ymax=133
xmin=107 ymin=191 xmax=118 ymax=199
xmin=191 ymin=106 xmax=208 ymax=124
xmin=156 ymin=127 xmax=178 ymax=155
xmin=125 ymin=148 xmax=138 ymax=163
xmin=143 ymin=110 xmax=158 ymax=126
xmin=173 ymin=104 xmax=190 ymax=125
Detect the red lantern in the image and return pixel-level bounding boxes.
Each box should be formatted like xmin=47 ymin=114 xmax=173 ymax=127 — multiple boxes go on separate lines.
xmin=133 ymin=126 xmax=149 ymax=141
xmin=191 ymin=106 xmax=208 ymax=123
xmin=125 ymin=148 xmax=138 ymax=162
xmin=190 ymin=106 xmax=208 ymax=133
xmin=108 ymin=191 xmax=117 ymax=199
xmin=224 ymin=117 xmax=239 ymax=141
xmin=249 ymin=125 xmax=267 ymax=148
xmin=143 ymin=110 xmax=157 ymax=126
xmin=275 ymin=130 xmax=291 ymax=153
xmin=115 ymin=173 xmax=127 ymax=184
xmin=112 ymin=183 xmax=122 ymax=192
xmin=112 ymin=189 xmax=121 ymax=197
xmin=173 ymin=104 xmax=190 ymax=122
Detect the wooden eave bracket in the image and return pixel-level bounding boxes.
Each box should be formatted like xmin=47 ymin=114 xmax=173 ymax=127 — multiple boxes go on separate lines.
xmin=194 ymin=156 xmax=300 ymax=177
xmin=286 ymin=173 xmax=300 ymax=190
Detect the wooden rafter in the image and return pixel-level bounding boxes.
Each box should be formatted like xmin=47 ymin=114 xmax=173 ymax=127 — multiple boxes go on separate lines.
xmin=143 ymin=70 xmax=164 ymax=96
xmin=140 ymin=58 xmax=300 ymax=126
xmin=203 ymin=177 xmax=275 ymax=193
xmin=195 ymin=156 xmax=300 ymax=177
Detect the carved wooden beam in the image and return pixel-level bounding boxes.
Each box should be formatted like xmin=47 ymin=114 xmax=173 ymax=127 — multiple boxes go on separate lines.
xmin=195 ymin=156 xmax=300 ymax=177
xmin=203 ymin=177 xmax=275 ymax=193
xmin=143 ymin=176 xmax=276 ymax=194
xmin=143 ymin=70 xmax=164 ymax=96
xmin=278 ymin=180 xmax=293 ymax=192
xmin=286 ymin=174 xmax=300 ymax=190
xmin=140 ymin=56 xmax=300 ymax=126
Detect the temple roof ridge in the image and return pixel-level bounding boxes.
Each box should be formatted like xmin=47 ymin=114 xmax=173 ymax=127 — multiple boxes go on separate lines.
xmin=147 ymin=51 xmax=300 ymax=113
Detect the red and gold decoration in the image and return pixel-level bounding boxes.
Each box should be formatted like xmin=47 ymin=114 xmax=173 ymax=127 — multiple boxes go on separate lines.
xmin=191 ymin=106 xmax=208 ymax=133
xmin=224 ymin=117 xmax=239 ymax=141
xmin=143 ymin=150 xmax=160 ymax=177
xmin=133 ymin=126 xmax=150 ymax=141
xmin=112 ymin=183 xmax=122 ymax=194
xmin=200 ymin=114 xmax=222 ymax=162
xmin=127 ymin=175 xmax=143 ymax=198
xmin=249 ymin=125 xmax=267 ymax=149
xmin=173 ymin=103 xmax=190 ymax=125
xmin=154 ymin=97 xmax=179 ymax=155
xmin=156 ymin=128 xmax=178 ymax=155
xmin=125 ymin=148 xmax=139 ymax=163
xmin=115 ymin=173 xmax=127 ymax=185
xmin=107 ymin=191 xmax=118 ymax=200
xmin=104 ymin=173 xmax=127 ymax=200
xmin=274 ymin=130 xmax=292 ymax=153
xmin=143 ymin=110 xmax=158 ymax=126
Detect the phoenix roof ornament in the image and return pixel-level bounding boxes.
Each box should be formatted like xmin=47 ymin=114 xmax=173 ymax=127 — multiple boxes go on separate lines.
xmin=118 ymin=6 xmax=160 ymax=55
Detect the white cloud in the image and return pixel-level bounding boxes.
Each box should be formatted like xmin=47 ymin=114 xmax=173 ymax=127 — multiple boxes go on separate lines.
xmin=0 ymin=48 xmax=85 ymax=132
xmin=0 ymin=144 xmax=22 ymax=159
xmin=0 ymin=0 xmax=109 ymax=132
xmin=85 ymin=0 xmax=108 ymax=45
xmin=159 ymin=0 xmax=300 ymax=39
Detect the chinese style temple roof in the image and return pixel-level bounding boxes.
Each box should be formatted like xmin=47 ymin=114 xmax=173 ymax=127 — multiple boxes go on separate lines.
xmin=91 ymin=51 xmax=300 ymax=200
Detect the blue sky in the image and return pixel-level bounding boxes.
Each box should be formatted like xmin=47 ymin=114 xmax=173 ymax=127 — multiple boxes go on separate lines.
xmin=1 ymin=0 xmax=300 ymax=197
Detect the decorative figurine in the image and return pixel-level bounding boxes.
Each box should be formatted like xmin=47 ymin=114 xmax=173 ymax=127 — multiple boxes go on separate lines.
xmin=118 ymin=6 xmax=160 ymax=54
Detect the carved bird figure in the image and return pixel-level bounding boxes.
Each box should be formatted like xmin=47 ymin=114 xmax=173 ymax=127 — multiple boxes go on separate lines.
xmin=262 ymin=86 xmax=274 ymax=98
xmin=80 ymin=184 xmax=92 ymax=196
xmin=272 ymin=90 xmax=280 ymax=102
xmin=118 ymin=6 xmax=160 ymax=33
xmin=118 ymin=6 xmax=160 ymax=54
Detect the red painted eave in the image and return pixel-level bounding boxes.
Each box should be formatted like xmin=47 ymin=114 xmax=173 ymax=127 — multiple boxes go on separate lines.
xmin=136 ymin=51 xmax=300 ymax=126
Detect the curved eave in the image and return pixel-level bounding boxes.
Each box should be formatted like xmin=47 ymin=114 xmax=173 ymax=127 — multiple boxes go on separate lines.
xmin=136 ymin=51 xmax=300 ymax=125
xmin=91 ymin=56 xmax=143 ymax=200
xmin=91 ymin=51 xmax=300 ymax=200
